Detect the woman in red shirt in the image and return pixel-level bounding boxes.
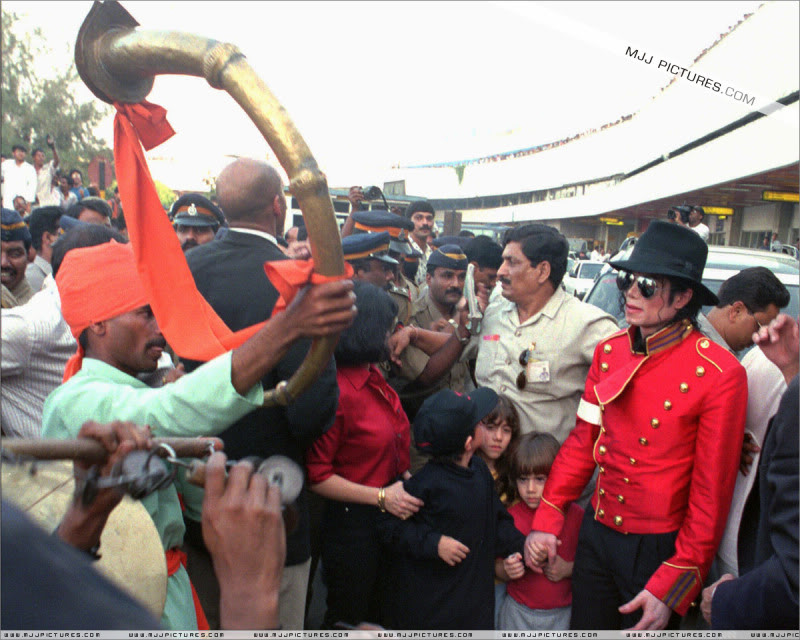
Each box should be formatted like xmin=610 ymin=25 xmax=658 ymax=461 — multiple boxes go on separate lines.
xmin=306 ymin=281 xmax=423 ymax=629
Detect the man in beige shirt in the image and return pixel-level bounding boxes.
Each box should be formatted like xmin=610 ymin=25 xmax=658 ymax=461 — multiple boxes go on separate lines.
xmin=475 ymin=224 xmax=618 ymax=443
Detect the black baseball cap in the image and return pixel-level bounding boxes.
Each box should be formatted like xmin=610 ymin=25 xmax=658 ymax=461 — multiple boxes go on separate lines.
xmin=414 ymin=388 xmax=498 ymax=456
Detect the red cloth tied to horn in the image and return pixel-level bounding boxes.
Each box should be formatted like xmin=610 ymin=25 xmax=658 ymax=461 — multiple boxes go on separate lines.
xmin=112 ymin=101 xmax=350 ymax=363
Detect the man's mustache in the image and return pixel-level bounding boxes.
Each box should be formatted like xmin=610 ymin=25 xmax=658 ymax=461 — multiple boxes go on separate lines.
xmin=445 ymin=287 xmax=462 ymax=296
xmin=146 ymin=337 xmax=167 ymax=350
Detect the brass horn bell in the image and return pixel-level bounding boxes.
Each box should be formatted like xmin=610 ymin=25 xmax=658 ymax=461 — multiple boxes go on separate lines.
xmin=74 ymin=0 xmax=346 ymax=406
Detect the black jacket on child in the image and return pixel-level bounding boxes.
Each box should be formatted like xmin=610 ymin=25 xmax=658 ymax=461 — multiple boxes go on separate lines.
xmin=378 ymin=455 xmax=524 ymax=630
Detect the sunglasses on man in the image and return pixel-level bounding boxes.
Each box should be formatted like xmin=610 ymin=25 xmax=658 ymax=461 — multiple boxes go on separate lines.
xmin=616 ymin=271 xmax=663 ymax=300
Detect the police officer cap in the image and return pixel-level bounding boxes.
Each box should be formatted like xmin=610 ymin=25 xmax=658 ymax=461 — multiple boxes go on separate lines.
xmin=1 ymin=208 xmax=32 ymax=248
xmin=426 ymin=244 xmax=468 ymax=271
xmin=414 ymin=388 xmax=499 ymax=456
xmin=352 ymin=210 xmax=414 ymax=235
xmin=171 ymin=194 xmax=226 ymax=228
xmin=342 ymin=231 xmax=398 ymax=265
xmin=353 ymin=210 xmax=415 ymax=256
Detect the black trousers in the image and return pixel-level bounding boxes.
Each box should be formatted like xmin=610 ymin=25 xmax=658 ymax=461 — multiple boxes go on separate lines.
xmin=570 ymin=507 xmax=682 ymax=630
xmin=320 ymin=500 xmax=387 ymax=629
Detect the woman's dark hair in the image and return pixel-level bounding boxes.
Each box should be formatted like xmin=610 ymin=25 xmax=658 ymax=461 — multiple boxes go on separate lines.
xmin=334 ymin=281 xmax=398 ymax=366
xmin=482 ymin=394 xmax=521 ymax=503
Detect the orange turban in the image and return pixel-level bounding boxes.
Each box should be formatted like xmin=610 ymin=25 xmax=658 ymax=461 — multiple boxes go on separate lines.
xmin=56 ymin=240 xmax=149 ymax=381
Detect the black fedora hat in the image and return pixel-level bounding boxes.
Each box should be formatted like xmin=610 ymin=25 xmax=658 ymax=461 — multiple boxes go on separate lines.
xmin=609 ymin=219 xmax=718 ymax=305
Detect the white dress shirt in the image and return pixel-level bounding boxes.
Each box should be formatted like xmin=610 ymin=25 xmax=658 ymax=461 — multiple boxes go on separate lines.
xmin=716 ymin=346 xmax=786 ymax=576
xmin=1 ymin=275 xmax=76 ymax=438
xmin=1 ymin=158 xmax=37 ymax=205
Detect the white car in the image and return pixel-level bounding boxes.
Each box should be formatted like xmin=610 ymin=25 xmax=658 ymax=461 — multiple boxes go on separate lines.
xmin=562 ymin=260 xmax=605 ymax=300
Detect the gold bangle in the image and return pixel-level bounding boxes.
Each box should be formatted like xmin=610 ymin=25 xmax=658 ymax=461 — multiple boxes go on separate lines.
xmin=409 ymin=326 xmax=418 ymax=344
xmin=377 ymin=487 xmax=386 ymax=512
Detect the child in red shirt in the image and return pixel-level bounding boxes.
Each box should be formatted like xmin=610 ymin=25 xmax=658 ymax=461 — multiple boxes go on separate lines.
xmin=496 ymin=432 xmax=584 ymax=630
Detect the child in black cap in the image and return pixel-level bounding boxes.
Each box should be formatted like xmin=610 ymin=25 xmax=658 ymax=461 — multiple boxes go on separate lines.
xmin=378 ymin=388 xmax=525 ymax=630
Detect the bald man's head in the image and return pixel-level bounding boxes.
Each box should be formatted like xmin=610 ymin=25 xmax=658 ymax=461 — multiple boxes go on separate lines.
xmin=216 ymin=158 xmax=286 ymax=232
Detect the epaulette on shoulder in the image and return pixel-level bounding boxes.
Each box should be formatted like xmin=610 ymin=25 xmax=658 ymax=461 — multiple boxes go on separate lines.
xmin=693 ymin=335 xmax=741 ymax=373
xmin=390 ymin=285 xmax=410 ymax=299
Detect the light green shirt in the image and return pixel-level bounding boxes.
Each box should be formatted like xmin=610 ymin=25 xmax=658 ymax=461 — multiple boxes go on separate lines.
xmin=42 ymin=352 xmax=263 ymax=630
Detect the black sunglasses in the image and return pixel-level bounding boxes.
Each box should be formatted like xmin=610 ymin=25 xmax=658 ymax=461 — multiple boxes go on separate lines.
xmin=517 ymin=348 xmax=530 ymax=390
xmin=616 ymin=271 xmax=661 ymax=300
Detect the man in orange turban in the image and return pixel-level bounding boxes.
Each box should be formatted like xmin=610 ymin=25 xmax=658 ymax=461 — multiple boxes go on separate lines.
xmin=42 ymin=240 xmax=356 ymax=630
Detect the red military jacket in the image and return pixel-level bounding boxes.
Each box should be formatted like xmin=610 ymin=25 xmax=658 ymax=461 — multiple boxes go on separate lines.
xmin=532 ymin=320 xmax=747 ymax=615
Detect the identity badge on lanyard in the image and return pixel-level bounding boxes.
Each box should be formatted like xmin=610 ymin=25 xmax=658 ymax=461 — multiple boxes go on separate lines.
xmin=519 ymin=342 xmax=551 ymax=385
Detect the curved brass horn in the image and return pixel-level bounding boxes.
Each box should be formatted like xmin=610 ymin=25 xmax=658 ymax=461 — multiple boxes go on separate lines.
xmin=75 ymin=1 xmax=345 ymax=407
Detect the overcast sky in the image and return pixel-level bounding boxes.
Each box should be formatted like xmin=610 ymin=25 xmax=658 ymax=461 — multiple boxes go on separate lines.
xmin=4 ymin=1 xmax=768 ymax=186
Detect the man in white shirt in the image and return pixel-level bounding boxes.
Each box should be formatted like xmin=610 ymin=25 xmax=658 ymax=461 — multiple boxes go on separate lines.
xmin=404 ymin=200 xmax=436 ymax=286
xmin=1 ymin=144 xmax=37 ymax=208
xmin=33 ymin=136 xmax=61 ymax=206
xmin=688 ymin=206 xmax=710 ymax=242
xmin=696 ymin=267 xmax=790 ymax=581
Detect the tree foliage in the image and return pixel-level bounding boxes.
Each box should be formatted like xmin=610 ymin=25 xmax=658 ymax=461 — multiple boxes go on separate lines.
xmin=1 ymin=9 xmax=111 ymax=177
xmin=154 ymin=180 xmax=178 ymax=211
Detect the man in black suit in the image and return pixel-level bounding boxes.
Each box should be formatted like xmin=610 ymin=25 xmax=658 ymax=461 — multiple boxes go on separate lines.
xmin=701 ymin=314 xmax=799 ymax=629
xmin=183 ymin=158 xmax=339 ymax=630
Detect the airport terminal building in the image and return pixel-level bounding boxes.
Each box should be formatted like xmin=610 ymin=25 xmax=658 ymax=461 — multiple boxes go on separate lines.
xmin=305 ymin=2 xmax=798 ymax=255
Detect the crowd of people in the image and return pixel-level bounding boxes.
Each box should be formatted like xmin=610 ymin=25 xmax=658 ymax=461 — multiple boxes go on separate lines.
xmin=1 ymin=153 xmax=797 ymax=633
xmin=1 ymin=140 xmax=107 ymax=216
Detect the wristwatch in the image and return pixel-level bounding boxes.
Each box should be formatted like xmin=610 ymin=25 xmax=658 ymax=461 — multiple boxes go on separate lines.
xmin=448 ymin=319 xmax=471 ymax=345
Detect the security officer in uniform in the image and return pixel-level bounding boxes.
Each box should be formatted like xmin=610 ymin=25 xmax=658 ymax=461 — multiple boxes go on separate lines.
xmin=341 ymin=231 xmax=398 ymax=291
xmin=401 ymin=250 xmax=423 ymax=292
xmin=351 ymin=210 xmax=418 ymax=325
xmin=170 ymin=194 xmax=226 ymax=253
xmin=526 ymin=220 xmax=748 ymax=630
